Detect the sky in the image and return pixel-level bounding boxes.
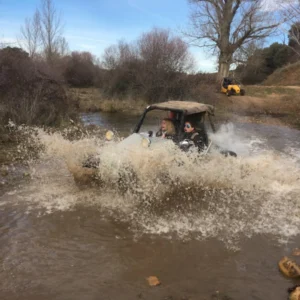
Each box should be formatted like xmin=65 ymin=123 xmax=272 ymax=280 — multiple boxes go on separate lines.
xmin=0 ymin=0 xmax=284 ymax=72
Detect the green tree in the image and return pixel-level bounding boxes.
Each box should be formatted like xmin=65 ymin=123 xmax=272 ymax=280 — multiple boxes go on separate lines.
xmin=235 ymin=43 xmax=289 ymax=84
xmin=263 ymin=43 xmax=289 ymax=70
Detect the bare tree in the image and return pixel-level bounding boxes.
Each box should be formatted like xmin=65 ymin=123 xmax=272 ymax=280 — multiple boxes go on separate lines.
xmin=233 ymin=39 xmax=265 ymax=66
xmin=39 ymin=0 xmax=64 ymax=63
xmin=137 ymin=28 xmax=194 ymax=101
xmin=138 ymin=28 xmax=194 ymax=73
xmin=185 ymin=0 xmax=280 ymax=80
xmin=19 ymin=0 xmax=66 ymax=61
xmin=56 ymin=36 xmax=69 ymax=56
xmin=102 ymin=40 xmax=137 ymax=70
xmin=101 ymin=28 xmax=195 ymax=102
xmin=102 ymin=45 xmax=120 ymax=69
xmin=19 ymin=10 xmax=41 ymax=58
xmin=280 ymin=0 xmax=300 ymax=20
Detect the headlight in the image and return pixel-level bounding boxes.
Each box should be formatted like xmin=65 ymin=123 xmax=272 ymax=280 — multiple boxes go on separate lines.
xmin=105 ymin=130 xmax=114 ymax=141
xmin=141 ymin=137 xmax=151 ymax=148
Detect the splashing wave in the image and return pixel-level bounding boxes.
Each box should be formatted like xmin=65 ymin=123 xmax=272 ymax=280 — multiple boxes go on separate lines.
xmin=2 ymin=124 xmax=300 ymax=249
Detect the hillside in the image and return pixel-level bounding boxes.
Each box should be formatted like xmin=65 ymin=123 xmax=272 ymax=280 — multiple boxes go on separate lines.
xmin=215 ymin=86 xmax=300 ymax=129
xmin=264 ymin=61 xmax=300 ymax=86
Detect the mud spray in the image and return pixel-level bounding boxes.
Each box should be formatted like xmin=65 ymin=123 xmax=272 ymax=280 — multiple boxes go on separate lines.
xmin=1 ymin=123 xmax=300 ymax=250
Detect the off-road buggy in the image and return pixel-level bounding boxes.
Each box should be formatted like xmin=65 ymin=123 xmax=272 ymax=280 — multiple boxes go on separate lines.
xmin=68 ymin=101 xmax=236 ymax=185
xmin=221 ymin=77 xmax=245 ymax=96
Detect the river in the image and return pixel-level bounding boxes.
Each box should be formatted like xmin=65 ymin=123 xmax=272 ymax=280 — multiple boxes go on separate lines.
xmin=1 ymin=112 xmax=300 ymax=300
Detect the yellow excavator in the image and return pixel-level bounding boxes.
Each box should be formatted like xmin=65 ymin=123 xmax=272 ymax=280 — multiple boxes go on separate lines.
xmin=221 ymin=77 xmax=245 ymax=96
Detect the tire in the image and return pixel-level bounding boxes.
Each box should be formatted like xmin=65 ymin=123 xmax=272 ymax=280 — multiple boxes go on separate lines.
xmin=227 ymin=89 xmax=234 ymax=97
xmin=240 ymin=89 xmax=245 ymax=96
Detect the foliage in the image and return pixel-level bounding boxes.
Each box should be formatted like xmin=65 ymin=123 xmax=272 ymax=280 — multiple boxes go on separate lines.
xmin=100 ymin=28 xmax=195 ymax=102
xmin=235 ymin=43 xmax=290 ymax=84
xmin=0 ymin=47 xmax=74 ymax=126
xmin=64 ymin=51 xmax=98 ymax=87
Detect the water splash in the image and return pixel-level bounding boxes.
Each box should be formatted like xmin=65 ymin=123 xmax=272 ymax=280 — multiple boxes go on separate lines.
xmin=1 ymin=123 xmax=300 ymax=249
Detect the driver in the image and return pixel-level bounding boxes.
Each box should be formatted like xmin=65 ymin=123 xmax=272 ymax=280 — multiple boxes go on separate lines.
xmin=156 ymin=118 xmax=175 ymax=139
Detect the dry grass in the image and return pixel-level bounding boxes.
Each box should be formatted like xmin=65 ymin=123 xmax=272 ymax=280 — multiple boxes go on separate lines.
xmin=214 ymin=86 xmax=300 ymax=129
xmin=244 ymin=85 xmax=300 ymax=97
xmin=69 ymin=88 xmax=148 ymax=113
xmin=263 ymin=61 xmax=300 ymax=86
xmin=69 ymin=86 xmax=300 ymax=129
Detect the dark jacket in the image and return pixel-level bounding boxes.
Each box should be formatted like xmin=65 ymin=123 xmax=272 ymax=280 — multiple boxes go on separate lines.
xmin=183 ymin=130 xmax=207 ymax=152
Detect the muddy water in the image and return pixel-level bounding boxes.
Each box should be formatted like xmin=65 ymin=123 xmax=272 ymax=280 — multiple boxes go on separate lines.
xmin=1 ymin=113 xmax=300 ymax=300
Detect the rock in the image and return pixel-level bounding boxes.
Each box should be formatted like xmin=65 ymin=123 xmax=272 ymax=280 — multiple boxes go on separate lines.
xmin=292 ymin=248 xmax=300 ymax=256
xmin=278 ymin=256 xmax=300 ymax=278
xmin=288 ymin=285 xmax=300 ymax=300
xmin=147 ymin=276 xmax=161 ymax=286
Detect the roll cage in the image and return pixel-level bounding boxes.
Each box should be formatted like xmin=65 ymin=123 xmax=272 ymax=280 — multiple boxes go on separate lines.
xmin=133 ymin=101 xmax=216 ymax=140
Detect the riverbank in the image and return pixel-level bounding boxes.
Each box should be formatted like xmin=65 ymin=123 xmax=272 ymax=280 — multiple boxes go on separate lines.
xmin=69 ymin=88 xmax=147 ymax=114
xmin=215 ymin=85 xmax=300 ymax=129
xmin=1 ymin=85 xmax=299 ymax=167
xmin=70 ymin=86 xmax=300 ymax=129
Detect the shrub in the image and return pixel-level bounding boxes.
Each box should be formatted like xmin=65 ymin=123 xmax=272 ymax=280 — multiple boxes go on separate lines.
xmin=100 ymin=28 xmax=196 ymax=102
xmin=0 ymin=47 xmax=73 ymax=127
xmin=64 ymin=51 xmax=96 ymax=87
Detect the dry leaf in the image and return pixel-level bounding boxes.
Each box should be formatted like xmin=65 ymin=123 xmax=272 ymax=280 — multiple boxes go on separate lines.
xmin=278 ymin=256 xmax=300 ymax=278
xmin=147 ymin=276 xmax=161 ymax=286
xmin=289 ymin=287 xmax=300 ymax=300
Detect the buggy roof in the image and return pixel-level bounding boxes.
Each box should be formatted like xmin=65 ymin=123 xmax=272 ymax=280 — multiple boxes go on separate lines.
xmin=149 ymin=101 xmax=214 ymax=115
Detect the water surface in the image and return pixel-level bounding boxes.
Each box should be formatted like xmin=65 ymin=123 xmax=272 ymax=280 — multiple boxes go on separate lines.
xmin=1 ymin=112 xmax=300 ymax=300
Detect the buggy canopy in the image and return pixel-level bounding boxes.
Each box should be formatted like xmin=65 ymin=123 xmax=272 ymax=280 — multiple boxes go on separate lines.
xmin=148 ymin=101 xmax=214 ymax=115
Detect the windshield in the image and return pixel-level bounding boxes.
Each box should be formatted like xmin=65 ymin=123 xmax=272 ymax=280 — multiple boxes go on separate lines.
xmin=138 ymin=110 xmax=166 ymax=135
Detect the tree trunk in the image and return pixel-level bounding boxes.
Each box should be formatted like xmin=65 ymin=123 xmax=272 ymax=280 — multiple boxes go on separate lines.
xmin=218 ymin=62 xmax=230 ymax=80
xmin=217 ymin=51 xmax=232 ymax=81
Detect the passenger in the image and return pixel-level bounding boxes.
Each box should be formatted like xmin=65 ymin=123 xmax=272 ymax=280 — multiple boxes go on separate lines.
xmin=156 ymin=118 xmax=176 ymax=139
xmin=182 ymin=120 xmax=207 ymax=152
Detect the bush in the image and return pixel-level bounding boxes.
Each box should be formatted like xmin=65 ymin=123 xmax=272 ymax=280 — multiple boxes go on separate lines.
xmin=0 ymin=47 xmax=73 ymax=127
xmin=100 ymin=28 xmax=196 ymax=102
xmin=235 ymin=43 xmax=290 ymax=84
xmin=64 ymin=51 xmax=97 ymax=87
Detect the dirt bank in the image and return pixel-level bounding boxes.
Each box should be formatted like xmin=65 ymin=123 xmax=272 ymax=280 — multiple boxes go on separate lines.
xmin=214 ymin=85 xmax=300 ymax=129
xmin=70 ymin=86 xmax=300 ymax=129
xmin=69 ymin=88 xmax=147 ymax=114
xmin=263 ymin=61 xmax=300 ymax=86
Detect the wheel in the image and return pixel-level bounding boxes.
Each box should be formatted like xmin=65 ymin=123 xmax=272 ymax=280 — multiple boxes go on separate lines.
xmin=240 ymin=89 xmax=245 ymax=96
xmin=227 ymin=89 xmax=234 ymax=97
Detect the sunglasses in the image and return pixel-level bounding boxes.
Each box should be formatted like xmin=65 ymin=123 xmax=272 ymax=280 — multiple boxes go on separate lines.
xmin=184 ymin=123 xmax=192 ymax=128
